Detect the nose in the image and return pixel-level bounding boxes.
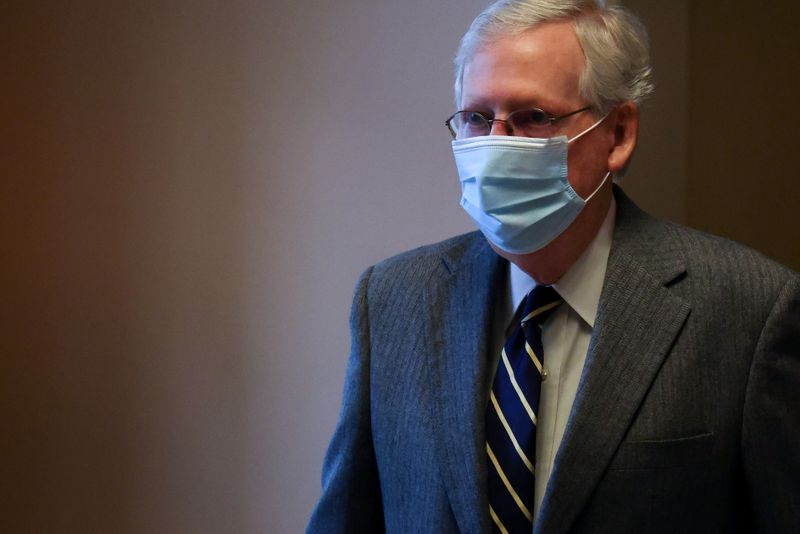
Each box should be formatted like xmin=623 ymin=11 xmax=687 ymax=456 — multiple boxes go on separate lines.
xmin=489 ymin=118 xmax=512 ymax=136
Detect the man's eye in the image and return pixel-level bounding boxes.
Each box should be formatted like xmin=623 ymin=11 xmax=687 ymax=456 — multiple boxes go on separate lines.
xmin=465 ymin=112 xmax=487 ymax=126
xmin=518 ymin=109 xmax=550 ymax=126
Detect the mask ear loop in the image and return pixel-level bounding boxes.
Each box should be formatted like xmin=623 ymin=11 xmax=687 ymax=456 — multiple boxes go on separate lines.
xmin=567 ymin=112 xmax=609 ymax=144
xmin=584 ymin=171 xmax=611 ymax=202
xmin=566 ymin=111 xmax=612 ymax=202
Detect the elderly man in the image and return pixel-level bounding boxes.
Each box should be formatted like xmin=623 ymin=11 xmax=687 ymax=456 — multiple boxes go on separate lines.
xmin=308 ymin=1 xmax=800 ymax=532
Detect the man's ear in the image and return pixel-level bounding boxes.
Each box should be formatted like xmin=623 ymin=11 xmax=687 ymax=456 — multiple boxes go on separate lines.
xmin=607 ymin=101 xmax=639 ymax=173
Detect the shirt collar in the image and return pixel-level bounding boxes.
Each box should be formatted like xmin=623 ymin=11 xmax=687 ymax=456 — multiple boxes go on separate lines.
xmin=510 ymin=196 xmax=616 ymax=327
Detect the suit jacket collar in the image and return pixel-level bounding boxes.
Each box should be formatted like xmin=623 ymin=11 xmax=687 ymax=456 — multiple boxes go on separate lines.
xmin=425 ymin=186 xmax=690 ymax=533
xmin=425 ymin=235 xmax=504 ymax=533
xmin=534 ymin=186 xmax=690 ymax=533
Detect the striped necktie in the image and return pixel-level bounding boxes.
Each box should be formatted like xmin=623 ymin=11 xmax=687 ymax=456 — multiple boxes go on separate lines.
xmin=486 ymin=285 xmax=563 ymax=533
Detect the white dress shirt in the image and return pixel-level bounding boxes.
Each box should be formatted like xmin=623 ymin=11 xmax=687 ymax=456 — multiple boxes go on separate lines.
xmin=491 ymin=197 xmax=616 ymax=520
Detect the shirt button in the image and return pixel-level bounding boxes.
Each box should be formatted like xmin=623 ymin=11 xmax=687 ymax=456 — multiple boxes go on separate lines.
xmin=542 ymin=368 xmax=548 ymax=381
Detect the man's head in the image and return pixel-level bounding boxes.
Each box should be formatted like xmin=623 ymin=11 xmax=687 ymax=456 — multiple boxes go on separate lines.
xmin=454 ymin=0 xmax=653 ymax=117
xmin=451 ymin=0 xmax=653 ymax=283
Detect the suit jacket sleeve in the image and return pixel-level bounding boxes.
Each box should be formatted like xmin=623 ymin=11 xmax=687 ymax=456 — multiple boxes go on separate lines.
xmin=742 ymin=273 xmax=800 ymax=530
xmin=307 ymin=267 xmax=385 ymax=533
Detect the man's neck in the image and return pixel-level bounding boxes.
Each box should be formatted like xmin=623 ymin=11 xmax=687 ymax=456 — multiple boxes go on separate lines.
xmin=494 ymin=185 xmax=614 ymax=285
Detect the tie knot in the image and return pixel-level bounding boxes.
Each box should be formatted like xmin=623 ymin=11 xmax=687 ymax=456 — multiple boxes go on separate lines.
xmin=521 ymin=285 xmax=563 ymax=327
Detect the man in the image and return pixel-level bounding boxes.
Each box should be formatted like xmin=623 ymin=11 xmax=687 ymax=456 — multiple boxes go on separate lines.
xmin=308 ymin=1 xmax=800 ymax=532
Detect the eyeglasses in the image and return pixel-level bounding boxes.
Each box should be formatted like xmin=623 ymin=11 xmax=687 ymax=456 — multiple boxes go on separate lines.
xmin=445 ymin=106 xmax=592 ymax=139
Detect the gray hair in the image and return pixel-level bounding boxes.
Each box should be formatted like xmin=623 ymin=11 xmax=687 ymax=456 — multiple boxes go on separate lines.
xmin=454 ymin=0 xmax=654 ymax=115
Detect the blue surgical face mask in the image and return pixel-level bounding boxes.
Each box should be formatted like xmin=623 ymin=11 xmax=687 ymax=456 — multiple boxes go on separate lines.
xmin=452 ymin=114 xmax=610 ymax=255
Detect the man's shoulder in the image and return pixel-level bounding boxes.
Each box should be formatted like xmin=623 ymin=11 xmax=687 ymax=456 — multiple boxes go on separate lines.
xmin=354 ymin=231 xmax=495 ymax=307
xmin=664 ymin=219 xmax=797 ymax=284
xmin=370 ymin=231 xmax=487 ymax=280
xmin=614 ymin=187 xmax=798 ymax=289
xmin=625 ymin=211 xmax=800 ymax=314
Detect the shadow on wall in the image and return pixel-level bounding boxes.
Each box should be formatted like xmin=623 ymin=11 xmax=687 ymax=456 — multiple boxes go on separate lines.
xmin=686 ymin=1 xmax=800 ymax=270
xmin=4 ymin=2 xmax=248 ymax=532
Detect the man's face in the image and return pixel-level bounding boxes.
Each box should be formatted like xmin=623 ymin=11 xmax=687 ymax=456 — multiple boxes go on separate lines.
xmin=460 ymin=20 xmax=614 ymax=200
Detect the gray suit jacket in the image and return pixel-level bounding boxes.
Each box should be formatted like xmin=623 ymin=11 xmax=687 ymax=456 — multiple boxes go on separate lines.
xmin=308 ymin=188 xmax=800 ymax=533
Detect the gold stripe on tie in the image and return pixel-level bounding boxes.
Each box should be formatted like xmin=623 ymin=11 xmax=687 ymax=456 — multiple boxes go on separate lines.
xmin=521 ymin=299 xmax=563 ymax=324
xmin=490 ymin=391 xmax=535 ymax=474
xmin=489 ymin=505 xmax=510 ymax=534
xmin=500 ymin=348 xmax=537 ymax=425
xmin=487 ymin=444 xmax=533 ymax=522
xmin=524 ymin=342 xmax=543 ymax=375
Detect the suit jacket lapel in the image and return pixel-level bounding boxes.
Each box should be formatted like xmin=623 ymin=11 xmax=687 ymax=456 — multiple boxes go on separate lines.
xmin=425 ymin=236 xmax=505 ymax=534
xmin=535 ymin=188 xmax=691 ymax=534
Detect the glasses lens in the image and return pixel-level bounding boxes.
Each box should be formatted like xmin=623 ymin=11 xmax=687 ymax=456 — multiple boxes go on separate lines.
xmin=508 ymin=108 xmax=553 ymax=137
xmin=450 ymin=111 xmax=489 ymax=138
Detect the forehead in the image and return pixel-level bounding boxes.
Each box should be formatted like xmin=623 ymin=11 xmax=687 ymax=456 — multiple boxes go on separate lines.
xmin=461 ymin=20 xmax=586 ymax=110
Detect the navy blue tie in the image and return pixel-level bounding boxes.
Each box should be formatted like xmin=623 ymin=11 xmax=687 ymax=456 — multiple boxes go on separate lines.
xmin=486 ymin=285 xmax=563 ymax=533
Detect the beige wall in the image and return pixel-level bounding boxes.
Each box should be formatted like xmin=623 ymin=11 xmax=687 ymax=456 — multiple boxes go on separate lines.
xmin=3 ymin=1 xmax=795 ymax=533
xmin=3 ymin=1 xmax=484 ymax=532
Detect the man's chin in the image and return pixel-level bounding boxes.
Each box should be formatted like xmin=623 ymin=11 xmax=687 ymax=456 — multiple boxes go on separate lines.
xmin=489 ymin=240 xmax=535 ymax=271
xmin=487 ymin=238 xmax=565 ymax=285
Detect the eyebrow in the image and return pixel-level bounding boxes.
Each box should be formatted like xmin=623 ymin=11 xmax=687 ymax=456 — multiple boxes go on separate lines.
xmin=459 ymin=94 xmax=565 ymax=115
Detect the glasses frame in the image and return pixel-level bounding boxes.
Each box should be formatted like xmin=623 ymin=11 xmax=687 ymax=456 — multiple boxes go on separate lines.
xmin=445 ymin=105 xmax=592 ymax=139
